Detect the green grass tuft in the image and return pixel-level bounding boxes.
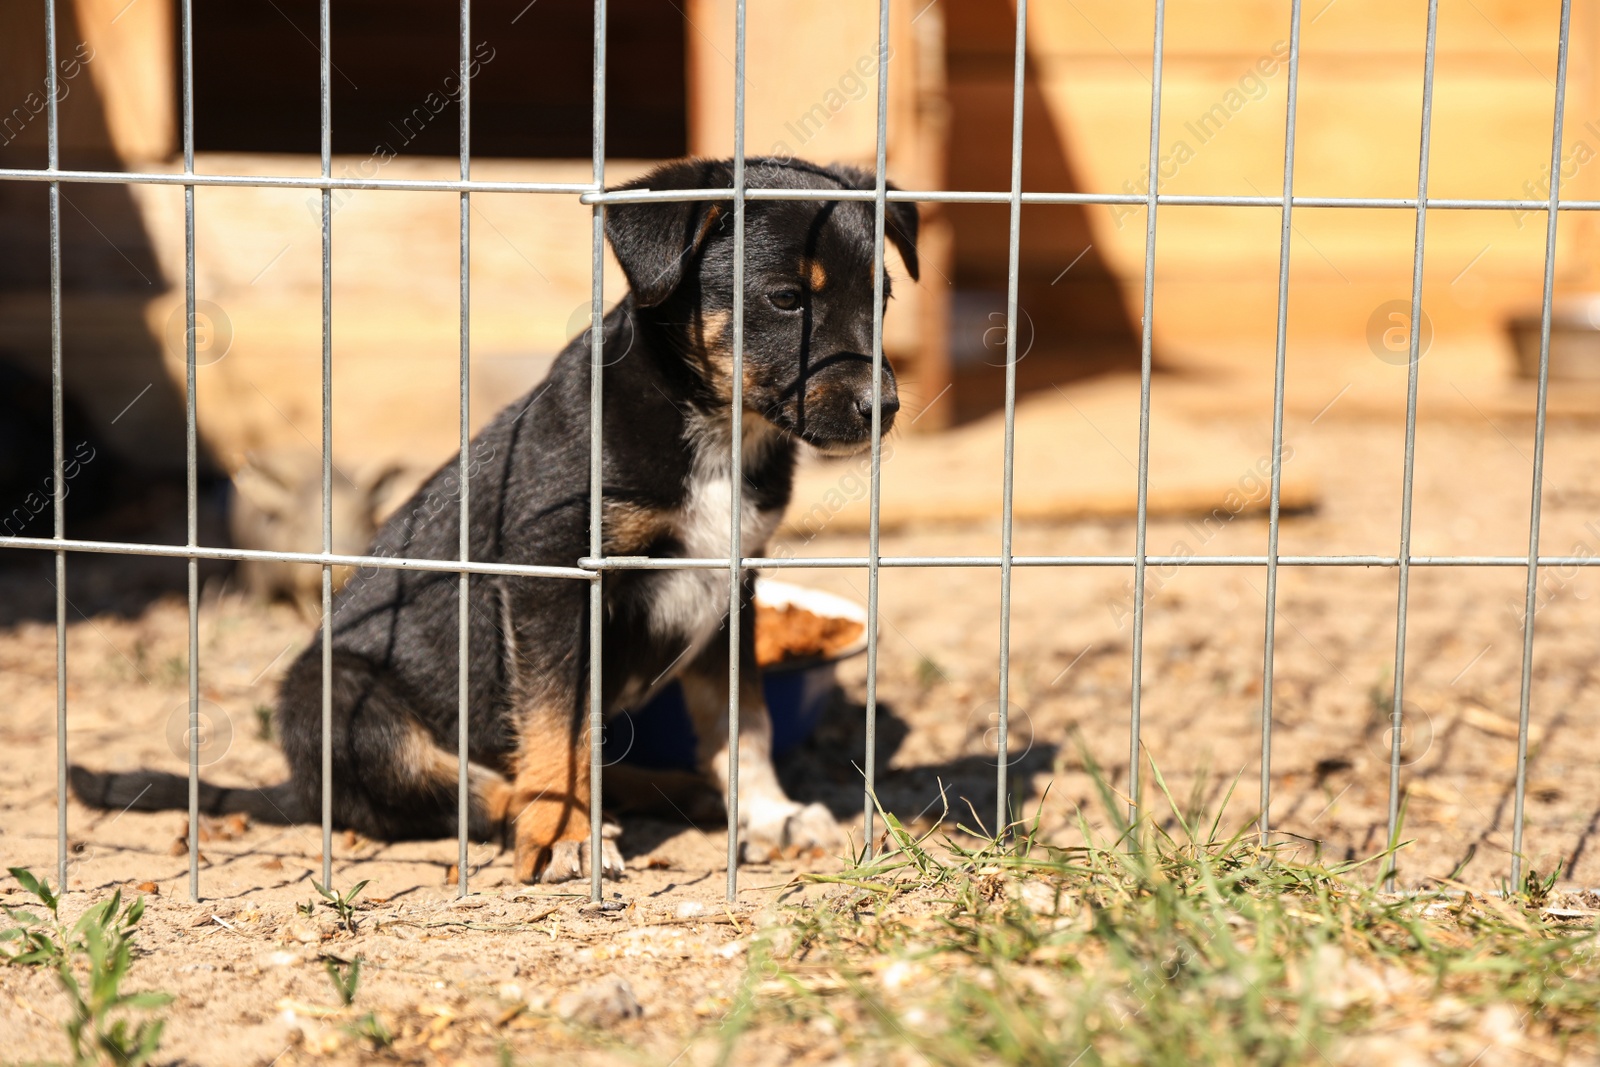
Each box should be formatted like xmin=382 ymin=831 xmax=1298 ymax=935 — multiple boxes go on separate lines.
xmin=732 ymin=753 xmax=1600 ymax=1065
xmin=3 ymin=868 xmax=172 ymax=1067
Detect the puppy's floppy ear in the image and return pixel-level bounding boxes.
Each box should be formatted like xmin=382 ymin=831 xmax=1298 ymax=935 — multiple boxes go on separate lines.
xmin=883 ymin=184 xmax=919 ymax=282
xmin=604 ymin=158 xmax=733 ymax=307
xmin=821 ymin=162 xmax=919 ymax=282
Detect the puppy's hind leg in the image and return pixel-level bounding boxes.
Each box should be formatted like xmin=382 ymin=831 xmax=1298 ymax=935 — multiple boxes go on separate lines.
xmin=278 ymin=650 xmax=511 ymax=841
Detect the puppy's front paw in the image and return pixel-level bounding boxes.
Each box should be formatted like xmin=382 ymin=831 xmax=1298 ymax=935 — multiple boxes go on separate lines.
xmin=740 ymin=801 xmax=840 ymax=863
xmin=514 ymin=818 xmax=626 ymax=885
xmin=786 ymin=802 xmax=842 ymax=853
xmin=535 ymin=836 xmax=626 ymax=884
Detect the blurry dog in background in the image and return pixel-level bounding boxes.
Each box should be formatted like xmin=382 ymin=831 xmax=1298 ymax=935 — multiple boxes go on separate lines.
xmin=229 ymin=448 xmax=407 ymax=619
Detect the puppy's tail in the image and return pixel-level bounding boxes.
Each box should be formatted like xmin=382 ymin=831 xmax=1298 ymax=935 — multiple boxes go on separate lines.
xmin=68 ymin=765 xmax=304 ymax=825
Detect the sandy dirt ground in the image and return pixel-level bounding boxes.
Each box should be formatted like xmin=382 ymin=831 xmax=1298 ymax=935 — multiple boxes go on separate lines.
xmin=5 ymin=408 xmax=1600 ymax=1063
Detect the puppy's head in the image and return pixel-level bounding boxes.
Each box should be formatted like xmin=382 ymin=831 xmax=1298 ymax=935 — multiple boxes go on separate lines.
xmin=604 ymin=157 xmax=919 ymax=455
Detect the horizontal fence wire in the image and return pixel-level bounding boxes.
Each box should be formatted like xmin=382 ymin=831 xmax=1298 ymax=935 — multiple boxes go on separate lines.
xmin=12 ymin=537 xmax=1600 ymax=573
xmin=10 ymin=538 xmax=1600 ymax=572
xmin=10 ymin=165 xmax=1600 ymax=212
xmin=13 ymin=0 xmax=1574 ymax=900
xmin=0 ymin=537 xmax=594 ymax=577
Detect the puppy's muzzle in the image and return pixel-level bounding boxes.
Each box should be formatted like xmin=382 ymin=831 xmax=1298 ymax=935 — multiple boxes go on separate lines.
xmin=798 ymin=358 xmax=899 ymax=453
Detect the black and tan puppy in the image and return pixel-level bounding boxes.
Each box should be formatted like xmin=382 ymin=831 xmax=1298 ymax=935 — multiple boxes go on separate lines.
xmin=71 ymin=157 xmax=918 ymax=883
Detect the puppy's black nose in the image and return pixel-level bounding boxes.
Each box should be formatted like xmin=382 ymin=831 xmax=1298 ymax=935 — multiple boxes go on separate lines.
xmin=855 ymin=390 xmax=900 ymax=424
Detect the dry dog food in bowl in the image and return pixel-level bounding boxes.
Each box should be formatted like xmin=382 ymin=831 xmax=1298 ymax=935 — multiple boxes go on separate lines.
xmin=755 ymin=601 xmax=866 ymax=668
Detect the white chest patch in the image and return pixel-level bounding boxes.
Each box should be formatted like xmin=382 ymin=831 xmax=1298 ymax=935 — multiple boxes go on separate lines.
xmin=647 ymin=425 xmax=783 ymax=657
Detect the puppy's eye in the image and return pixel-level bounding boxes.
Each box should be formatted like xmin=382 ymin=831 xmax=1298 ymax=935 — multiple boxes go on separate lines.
xmin=768 ymin=289 xmax=803 ymax=311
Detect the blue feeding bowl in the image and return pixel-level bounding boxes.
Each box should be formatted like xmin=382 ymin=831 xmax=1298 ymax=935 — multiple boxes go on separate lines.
xmin=604 ymin=579 xmax=869 ymax=771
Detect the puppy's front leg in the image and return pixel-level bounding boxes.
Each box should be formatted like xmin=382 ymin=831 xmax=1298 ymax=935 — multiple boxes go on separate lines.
xmin=506 ymin=699 xmax=624 ymax=884
xmin=679 ymin=600 xmax=840 ymax=862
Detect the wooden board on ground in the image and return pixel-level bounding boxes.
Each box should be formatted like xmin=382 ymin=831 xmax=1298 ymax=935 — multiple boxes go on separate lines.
xmin=783 ymin=374 xmax=1318 ymax=535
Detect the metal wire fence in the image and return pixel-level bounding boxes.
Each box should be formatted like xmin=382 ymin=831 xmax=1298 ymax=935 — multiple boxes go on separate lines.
xmin=0 ymin=0 xmax=1579 ymax=903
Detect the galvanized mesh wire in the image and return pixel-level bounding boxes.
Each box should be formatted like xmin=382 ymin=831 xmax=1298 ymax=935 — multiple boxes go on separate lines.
xmin=0 ymin=0 xmax=1577 ymax=902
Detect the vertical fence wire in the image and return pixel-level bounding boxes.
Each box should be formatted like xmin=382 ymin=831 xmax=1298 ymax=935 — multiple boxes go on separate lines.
xmin=587 ymin=0 xmax=609 ymax=905
xmin=45 ymin=0 xmax=67 ymax=892
xmin=1384 ymin=0 xmax=1441 ymax=891
xmin=1127 ymin=0 xmax=1168 ymax=821
xmin=995 ymin=0 xmax=1029 ymax=841
xmin=318 ymin=0 xmax=335 ymax=894
xmin=457 ymin=0 xmax=474 ymax=898
xmin=725 ymin=0 xmax=749 ymax=904
xmin=862 ymin=0 xmax=892 ymax=860
xmin=1511 ymin=0 xmax=1574 ymax=891
xmin=181 ymin=0 xmax=201 ymax=902
xmin=1258 ymin=0 xmax=1305 ymax=845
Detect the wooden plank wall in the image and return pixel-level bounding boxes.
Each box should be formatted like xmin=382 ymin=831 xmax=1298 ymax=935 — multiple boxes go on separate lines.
xmin=976 ymin=1 xmax=1595 ymax=421
xmin=1 ymin=0 xmax=1591 ymax=478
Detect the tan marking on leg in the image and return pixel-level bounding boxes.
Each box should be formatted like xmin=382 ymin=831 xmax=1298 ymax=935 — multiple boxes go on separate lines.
xmin=507 ymin=707 xmax=592 ymax=883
